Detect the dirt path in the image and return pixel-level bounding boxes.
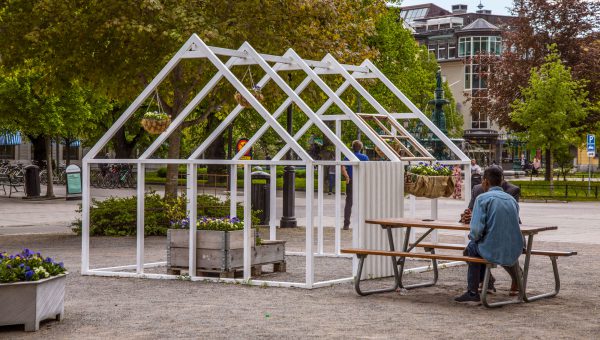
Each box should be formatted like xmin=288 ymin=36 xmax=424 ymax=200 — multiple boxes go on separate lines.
xmin=0 ymin=231 xmax=598 ymax=339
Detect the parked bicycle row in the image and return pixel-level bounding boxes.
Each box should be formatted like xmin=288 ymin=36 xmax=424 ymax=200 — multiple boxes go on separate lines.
xmin=91 ymin=164 xmax=136 ymax=188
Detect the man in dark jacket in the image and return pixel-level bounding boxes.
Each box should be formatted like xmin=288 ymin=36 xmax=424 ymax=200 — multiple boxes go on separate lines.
xmin=460 ymin=166 xmax=522 ymax=296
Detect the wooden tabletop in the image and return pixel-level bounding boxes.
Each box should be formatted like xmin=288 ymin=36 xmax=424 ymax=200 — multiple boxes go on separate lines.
xmin=365 ymin=218 xmax=557 ymax=235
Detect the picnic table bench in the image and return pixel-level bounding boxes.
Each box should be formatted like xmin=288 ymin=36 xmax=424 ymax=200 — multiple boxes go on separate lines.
xmin=0 ymin=173 xmax=24 ymax=198
xmin=341 ymin=218 xmax=577 ymax=308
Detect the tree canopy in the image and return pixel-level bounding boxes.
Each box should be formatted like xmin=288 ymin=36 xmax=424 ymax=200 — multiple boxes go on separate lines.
xmin=472 ymin=0 xmax=599 ymax=131
xmin=510 ymin=48 xmax=589 ymax=185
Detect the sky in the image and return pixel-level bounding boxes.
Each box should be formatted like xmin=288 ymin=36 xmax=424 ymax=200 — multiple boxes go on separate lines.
xmin=397 ymin=0 xmax=514 ymax=16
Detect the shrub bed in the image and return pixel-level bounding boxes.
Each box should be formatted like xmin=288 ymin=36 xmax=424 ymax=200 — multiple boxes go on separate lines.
xmin=72 ymin=193 xmax=258 ymax=236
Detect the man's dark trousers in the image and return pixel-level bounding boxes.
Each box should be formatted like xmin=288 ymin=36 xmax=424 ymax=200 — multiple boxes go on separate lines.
xmin=343 ymin=182 xmax=353 ymax=229
xmin=465 ymin=241 xmax=485 ymax=292
xmin=465 ymin=240 xmax=521 ymax=292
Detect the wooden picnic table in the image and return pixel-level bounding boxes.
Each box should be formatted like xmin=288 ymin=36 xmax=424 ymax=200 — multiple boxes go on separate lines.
xmin=343 ymin=217 xmax=573 ymax=306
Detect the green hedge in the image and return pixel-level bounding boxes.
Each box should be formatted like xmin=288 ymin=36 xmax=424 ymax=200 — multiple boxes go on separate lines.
xmin=72 ymin=193 xmax=259 ymax=236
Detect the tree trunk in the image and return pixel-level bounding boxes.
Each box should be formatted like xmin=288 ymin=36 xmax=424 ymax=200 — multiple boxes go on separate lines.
xmin=164 ymin=127 xmax=182 ymax=198
xmin=544 ymin=148 xmax=551 ymax=181
xmin=547 ymin=148 xmax=554 ymax=194
xmin=65 ymin=138 xmax=71 ymax=167
xmin=44 ymin=136 xmax=55 ymax=198
xmin=205 ymin=114 xmax=227 ymax=185
xmin=113 ymin=126 xmax=138 ymax=158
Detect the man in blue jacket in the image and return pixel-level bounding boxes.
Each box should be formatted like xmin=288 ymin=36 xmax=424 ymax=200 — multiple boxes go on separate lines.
xmin=455 ymin=166 xmax=523 ymax=303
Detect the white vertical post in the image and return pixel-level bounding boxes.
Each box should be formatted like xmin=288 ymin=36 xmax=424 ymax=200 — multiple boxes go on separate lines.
xmin=187 ymin=164 xmax=198 ymax=276
xmin=409 ymin=194 xmax=416 ymax=244
xmin=81 ymin=160 xmax=91 ymax=274
xmin=430 ymin=198 xmax=438 ymax=244
xmin=317 ymin=165 xmax=324 ymax=255
xmin=230 ymin=165 xmax=237 ymax=218
xmin=334 ymin=120 xmax=342 ymax=255
xmin=305 ymin=163 xmax=314 ymax=288
xmin=464 ymin=163 xmax=472 ymax=244
xmin=136 ymin=163 xmax=145 ymax=274
xmin=269 ymin=165 xmax=277 ymax=241
xmin=243 ymin=164 xmax=252 ymax=280
xmin=352 ymin=165 xmax=361 ymax=276
xmin=464 ymin=163 xmax=472 ymax=206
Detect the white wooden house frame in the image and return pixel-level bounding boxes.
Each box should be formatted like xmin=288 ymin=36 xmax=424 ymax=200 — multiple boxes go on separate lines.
xmin=81 ymin=34 xmax=471 ymax=289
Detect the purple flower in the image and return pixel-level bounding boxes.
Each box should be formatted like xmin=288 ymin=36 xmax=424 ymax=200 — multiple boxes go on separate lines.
xmin=6 ymin=264 xmax=11 ymax=269
xmin=25 ymin=270 xmax=34 ymax=280
xmin=22 ymin=248 xmax=33 ymax=257
xmin=45 ymin=257 xmax=53 ymax=263
xmin=58 ymin=262 xmax=64 ymax=268
xmin=19 ymin=263 xmax=25 ymax=268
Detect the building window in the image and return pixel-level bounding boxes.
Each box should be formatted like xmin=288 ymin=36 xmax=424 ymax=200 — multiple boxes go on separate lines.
xmin=472 ymin=112 xmax=489 ymax=129
xmin=0 ymin=145 xmax=15 ymax=160
xmin=448 ymin=42 xmax=456 ymax=58
xmin=64 ymin=146 xmax=80 ymax=160
xmin=458 ymin=36 xmax=502 ymax=57
xmin=464 ymin=63 xmax=489 ymax=90
xmin=401 ymin=8 xmax=429 ymax=22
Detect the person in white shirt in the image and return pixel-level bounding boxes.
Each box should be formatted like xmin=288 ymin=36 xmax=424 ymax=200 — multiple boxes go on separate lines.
xmin=471 ymin=159 xmax=482 ymax=175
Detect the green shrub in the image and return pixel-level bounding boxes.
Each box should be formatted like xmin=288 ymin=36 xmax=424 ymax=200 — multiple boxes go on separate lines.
xmin=72 ymin=193 xmax=260 ymax=236
xmin=156 ymin=167 xmax=167 ymax=178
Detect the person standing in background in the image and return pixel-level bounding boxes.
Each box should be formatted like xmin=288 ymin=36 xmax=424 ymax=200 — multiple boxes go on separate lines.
xmin=341 ymin=140 xmax=369 ymax=230
xmin=452 ymin=164 xmax=463 ymax=199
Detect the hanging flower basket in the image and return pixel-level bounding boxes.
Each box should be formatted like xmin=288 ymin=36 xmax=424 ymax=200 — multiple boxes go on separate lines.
xmin=404 ymin=163 xmax=455 ymax=199
xmin=234 ymin=86 xmax=264 ymax=108
xmin=141 ymin=111 xmax=171 ymax=134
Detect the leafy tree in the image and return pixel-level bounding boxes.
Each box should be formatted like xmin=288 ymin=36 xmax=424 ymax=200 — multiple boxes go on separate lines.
xmin=472 ymin=0 xmax=599 ymax=131
xmin=510 ymin=49 xmax=588 ymax=187
xmin=0 ymin=0 xmax=391 ymax=197
xmin=368 ymin=8 xmax=463 ymax=137
xmin=0 ymin=66 xmax=108 ymax=197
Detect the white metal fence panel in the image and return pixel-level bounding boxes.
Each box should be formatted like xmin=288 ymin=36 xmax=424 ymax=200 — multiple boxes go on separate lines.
xmin=357 ymin=161 xmax=404 ymax=279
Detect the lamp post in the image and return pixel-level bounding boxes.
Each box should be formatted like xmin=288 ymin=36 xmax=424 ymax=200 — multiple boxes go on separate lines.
xmin=428 ymin=67 xmax=449 ymax=159
xmin=280 ymin=73 xmax=297 ymax=228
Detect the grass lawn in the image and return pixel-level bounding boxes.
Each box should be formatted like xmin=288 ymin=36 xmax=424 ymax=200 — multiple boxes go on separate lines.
xmin=511 ymin=180 xmax=600 ymax=201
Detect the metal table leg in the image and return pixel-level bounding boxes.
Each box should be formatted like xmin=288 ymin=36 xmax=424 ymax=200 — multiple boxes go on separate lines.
xmin=353 ymin=254 xmax=400 ymax=296
xmin=482 ymin=262 xmax=524 ymax=308
xmin=397 ymin=227 xmax=438 ymax=290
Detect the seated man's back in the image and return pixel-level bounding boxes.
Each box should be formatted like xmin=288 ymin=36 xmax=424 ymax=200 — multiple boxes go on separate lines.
xmin=470 ymin=187 xmax=523 ymax=266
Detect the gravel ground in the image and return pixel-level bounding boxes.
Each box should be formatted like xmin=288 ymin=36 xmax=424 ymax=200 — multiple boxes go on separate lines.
xmin=0 ymin=229 xmax=598 ymax=339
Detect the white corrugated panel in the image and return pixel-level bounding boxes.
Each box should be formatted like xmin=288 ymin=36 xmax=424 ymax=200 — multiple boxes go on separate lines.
xmin=357 ymin=162 xmax=404 ymax=279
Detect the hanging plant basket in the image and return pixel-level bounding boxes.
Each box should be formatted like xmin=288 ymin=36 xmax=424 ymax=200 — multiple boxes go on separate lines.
xmin=234 ymin=87 xmax=264 ymax=108
xmin=141 ymin=112 xmax=171 ymax=134
xmin=404 ymin=163 xmax=455 ymax=199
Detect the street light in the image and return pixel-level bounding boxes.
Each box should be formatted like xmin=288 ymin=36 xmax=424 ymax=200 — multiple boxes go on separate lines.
xmin=280 ymin=73 xmax=297 ymax=228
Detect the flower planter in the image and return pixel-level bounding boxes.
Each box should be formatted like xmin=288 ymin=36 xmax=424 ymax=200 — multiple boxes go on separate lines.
xmin=404 ymin=172 xmax=455 ymax=199
xmin=167 ymin=229 xmax=286 ymax=278
xmin=0 ymin=273 xmax=67 ymax=331
xmin=141 ymin=116 xmax=171 ymax=134
xmin=234 ymin=90 xmax=264 ymax=108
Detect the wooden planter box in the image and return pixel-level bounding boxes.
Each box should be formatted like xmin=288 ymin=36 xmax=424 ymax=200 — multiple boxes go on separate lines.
xmin=0 ymin=273 xmax=67 ymax=331
xmin=167 ymin=229 xmax=286 ymax=277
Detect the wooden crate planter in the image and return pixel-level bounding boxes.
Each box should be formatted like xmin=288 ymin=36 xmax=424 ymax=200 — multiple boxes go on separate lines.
xmin=0 ymin=273 xmax=67 ymax=331
xmin=167 ymin=229 xmax=286 ymax=278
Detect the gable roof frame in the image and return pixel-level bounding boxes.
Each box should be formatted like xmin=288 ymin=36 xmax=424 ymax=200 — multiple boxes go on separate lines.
xmin=83 ymin=35 xmax=200 ymax=161
xmin=363 ymin=60 xmax=470 ymax=162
